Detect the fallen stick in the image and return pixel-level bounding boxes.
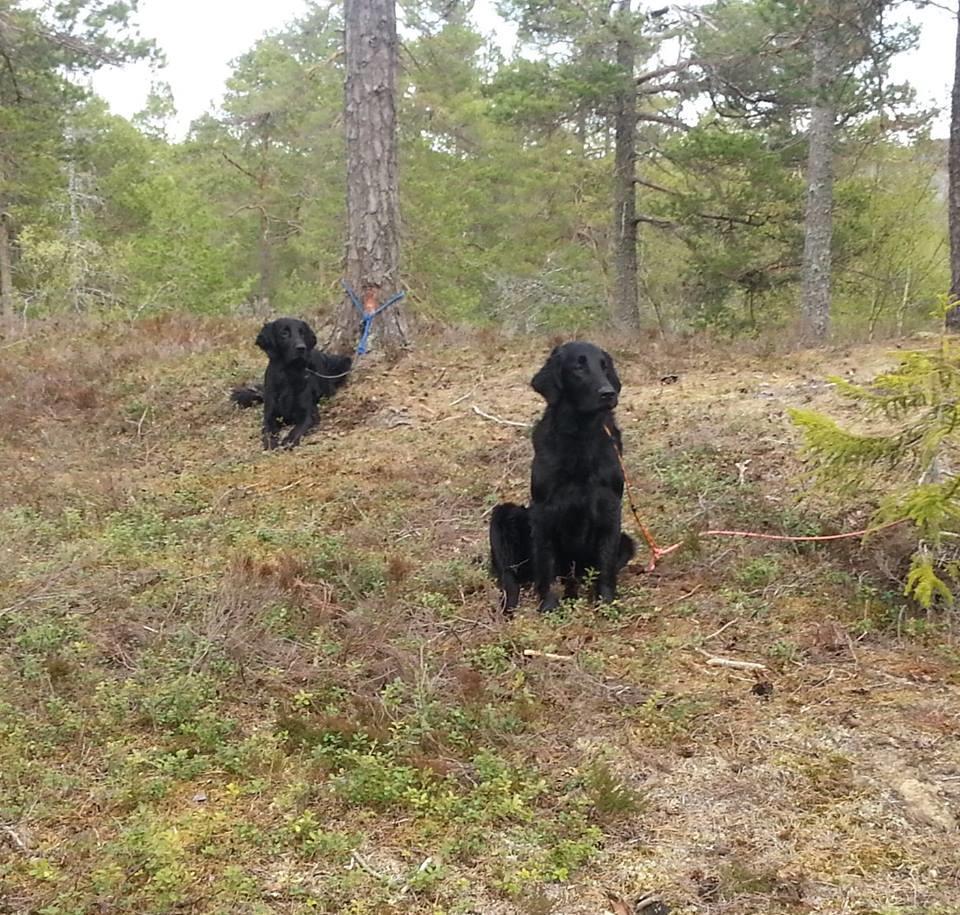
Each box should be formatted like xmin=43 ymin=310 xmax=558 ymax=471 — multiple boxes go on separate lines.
xmin=701 ymin=617 xmax=740 ymax=642
xmin=348 ymin=851 xmax=402 ymax=887
xmin=663 ymin=583 xmax=704 ymax=607
xmin=522 ymin=649 xmax=575 ymax=662
xmin=704 ymin=655 xmax=767 ymax=671
xmin=471 ymin=404 xmax=531 ymax=428
xmin=449 ymin=379 xmax=482 ymax=406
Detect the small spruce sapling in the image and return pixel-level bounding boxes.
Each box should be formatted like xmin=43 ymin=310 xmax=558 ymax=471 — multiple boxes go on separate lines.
xmin=791 ymin=298 xmax=960 ymax=610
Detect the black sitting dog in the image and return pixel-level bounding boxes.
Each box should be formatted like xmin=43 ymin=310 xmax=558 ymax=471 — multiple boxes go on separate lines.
xmin=231 ymin=317 xmax=352 ymax=450
xmin=490 ymin=342 xmax=635 ymax=612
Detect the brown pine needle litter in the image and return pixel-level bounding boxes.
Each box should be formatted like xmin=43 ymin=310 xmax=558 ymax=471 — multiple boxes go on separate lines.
xmin=0 ymin=315 xmax=958 ymax=914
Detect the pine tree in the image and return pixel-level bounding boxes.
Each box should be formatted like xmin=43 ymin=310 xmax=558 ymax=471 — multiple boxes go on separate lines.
xmin=947 ymin=0 xmax=960 ymax=330
xmin=330 ymin=0 xmax=407 ymax=355
xmin=0 ymin=0 xmax=154 ymax=320
xmin=495 ymin=0 xmax=679 ymax=329
xmin=693 ymin=0 xmax=920 ymax=342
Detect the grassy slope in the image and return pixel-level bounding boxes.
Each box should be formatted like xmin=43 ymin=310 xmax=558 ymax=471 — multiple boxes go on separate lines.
xmin=1 ymin=315 xmax=958 ymax=915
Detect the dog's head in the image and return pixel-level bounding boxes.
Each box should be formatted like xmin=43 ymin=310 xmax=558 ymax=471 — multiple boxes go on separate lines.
xmin=255 ymin=318 xmax=318 ymax=365
xmin=531 ymin=341 xmax=621 ymax=412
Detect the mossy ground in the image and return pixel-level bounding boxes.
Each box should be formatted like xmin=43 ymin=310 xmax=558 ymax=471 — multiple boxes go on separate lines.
xmin=1 ymin=315 xmax=958 ymax=914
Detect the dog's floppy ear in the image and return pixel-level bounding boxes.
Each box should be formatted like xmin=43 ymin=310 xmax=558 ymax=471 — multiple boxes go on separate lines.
xmin=255 ymin=321 xmax=278 ymax=357
xmin=531 ymin=346 xmax=564 ymax=405
xmin=602 ymin=350 xmax=621 ymax=394
xmin=299 ymin=320 xmax=317 ymax=351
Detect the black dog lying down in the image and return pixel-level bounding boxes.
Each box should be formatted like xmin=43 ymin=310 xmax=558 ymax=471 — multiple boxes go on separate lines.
xmin=231 ymin=317 xmax=352 ymax=450
xmin=490 ymin=341 xmax=635 ymax=612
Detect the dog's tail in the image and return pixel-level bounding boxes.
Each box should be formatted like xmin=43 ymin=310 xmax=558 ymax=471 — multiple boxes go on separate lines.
xmin=490 ymin=502 xmax=532 ymax=612
xmin=326 ymin=353 xmax=353 ymax=389
xmin=490 ymin=503 xmax=532 ymax=576
xmin=230 ymin=383 xmax=264 ymax=408
xmin=617 ymin=532 xmax=636 ymax=571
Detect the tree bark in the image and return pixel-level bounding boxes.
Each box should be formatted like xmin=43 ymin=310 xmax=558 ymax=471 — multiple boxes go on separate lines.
xmin=66 ymin=135 xmax=83 ymax=312
xmin=0 ymin=211 xmax=13 ymax=322
xmin=612 ymin=0 xmax=639 ymax=329
xmin=800 ymin=26 xmax=835 ymax=343
xmin=330 ymin=0 xmax=407 ymax=355
xmin=256 ymin=129 xmax=272 ymax=309
xmin=947 ymin=1 xmax=960 ymax=331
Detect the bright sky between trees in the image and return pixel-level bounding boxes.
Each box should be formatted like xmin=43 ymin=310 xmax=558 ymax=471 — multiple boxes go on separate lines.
xmin=90 ymin=0 xmax=955 ymax=140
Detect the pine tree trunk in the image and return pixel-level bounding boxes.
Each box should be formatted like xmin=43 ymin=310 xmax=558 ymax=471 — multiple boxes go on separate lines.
xmin=946 ymin=1 xmax=960 ymax=331
xmin=257 ymin=207 xmax=271 ymax=308
xmin=330 ymin=0 xmax=407 ymax=356
xmin=612 ymin=0 xmax=639 ymax=329
xmin=66 ymin=149 xmax=83 ymax=312
xmin=0 ymin=211 xmax=13 ymax=322
xmin=256 ymin=129 xmax=272 ymax=308
xmin=800 ymin=27 xmax=835 ymax=343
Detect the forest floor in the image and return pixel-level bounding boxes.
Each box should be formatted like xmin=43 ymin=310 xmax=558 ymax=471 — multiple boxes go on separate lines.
xmin=1 ymin=315 xmax=958 ymax=915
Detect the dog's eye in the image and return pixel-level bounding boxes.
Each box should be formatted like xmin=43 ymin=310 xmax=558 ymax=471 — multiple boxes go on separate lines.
xmin=577 ymin=355 xmax=587 ymax=367
xmin=600 ymin=359 xmax=607 ymax=370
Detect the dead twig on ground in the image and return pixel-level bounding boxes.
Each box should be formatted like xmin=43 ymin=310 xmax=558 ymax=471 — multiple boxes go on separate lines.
xmin=701 ymin=617 xmax=740 ymax=642
xmin=248 ymin=477 xmax=311 ymax=495
xmin=449 ymin=376 xmax=483 ymax=406
xmin=348 ymin=851 xmax=403 ymax=888
xmin=662 ymin=583 xmax=704 ymax=607
xmin=845 ymin=630 xmax=862 ymax=668
xmin=523 ymin=649 xmax=575 ymax=661
xmin=471 ymin=404 xmax=531 ymax=428
xmin=697 ymin=649 xmax=767 ymax=671
xmin=735 ymin=458 xmax=751 ymax=486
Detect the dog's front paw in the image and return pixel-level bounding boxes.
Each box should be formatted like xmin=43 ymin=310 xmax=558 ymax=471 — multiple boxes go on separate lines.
xmin=538 ymin=591 xmax=561 ymax=613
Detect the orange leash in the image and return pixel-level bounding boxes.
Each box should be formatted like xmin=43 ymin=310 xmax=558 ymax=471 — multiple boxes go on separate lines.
xmin=603 ymin=426 xmax=909 ymax=572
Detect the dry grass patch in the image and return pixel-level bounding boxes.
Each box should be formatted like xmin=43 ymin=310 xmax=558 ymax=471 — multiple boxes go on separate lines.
xmin=1 ymin=316 xmax=958 ymax=913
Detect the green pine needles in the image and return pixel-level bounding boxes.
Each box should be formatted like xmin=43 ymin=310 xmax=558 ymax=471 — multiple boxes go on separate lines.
xmin=791 ymin=301 xmax=960 ymax=610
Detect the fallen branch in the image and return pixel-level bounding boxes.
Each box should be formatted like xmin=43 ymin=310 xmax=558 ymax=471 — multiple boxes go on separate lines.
xmin=449 ymin=377 xmax=483 ymax=406
xmin=663 ymin=583 xmax=704 ymax=607
xmin=248 ymin=477 xmax=308 ymax=494
xmin=347 ymin=851 xmax=435 ymax=897
xmin=523 ymin=649 xmax=575 ymax=662
xmin=701 ymin=617 xmax=740 ymax=643
xmin=702 ymin=654 xmax=767 ymax=671
xmin=471 ymin=404 xmax=531 ymax=428
xmin=348 ymin=851 xmax=403 ymax=888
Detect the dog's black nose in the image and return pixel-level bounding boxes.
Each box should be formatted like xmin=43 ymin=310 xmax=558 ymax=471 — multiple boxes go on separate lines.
xmin=599 ymin=385 xmax=616 ymax=402
xmin=295 ymin=342 xmax=307 ymax=352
